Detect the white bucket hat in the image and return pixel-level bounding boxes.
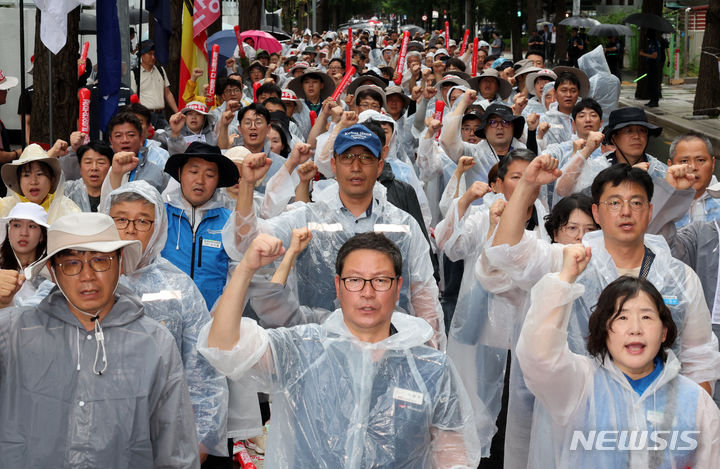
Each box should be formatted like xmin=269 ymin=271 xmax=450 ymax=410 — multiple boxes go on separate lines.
xmin=0 ymin=202 xmax=49 ymax=245
xmin=1 ymin=144 xmax=62 ymax=195
xmin=25 ymin=213 xmax=142 ymax=280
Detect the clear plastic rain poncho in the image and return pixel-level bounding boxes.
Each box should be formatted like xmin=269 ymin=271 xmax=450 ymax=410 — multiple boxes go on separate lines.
xmin=538 ymin=104 xmax=574 ymax=147
xmin=484 ymin=230 xmax=720 ymax=386
xmin=198 ymin=309 xmax=486 ymax=468
xmin=99 ymin=180 xmax=229 ymax=456
xmin=517 ymin=273 xmax=720 ymax=469
xmin=0 ymin=285 xmax=199 ymax=467
xmin=63 ymin=178 xmax=95 ymax=212
xmin=436 ymin=193 xmax=548 ymax=451
xmin=222 ymin=182 xmax=447 ymax=349
xmin=416 ymin=131 xmax=458 ymax=225
xmin=479 ymin=229 xmax=720 ymax=467
xmin=578 ymin=45 xmax=621 ymax=125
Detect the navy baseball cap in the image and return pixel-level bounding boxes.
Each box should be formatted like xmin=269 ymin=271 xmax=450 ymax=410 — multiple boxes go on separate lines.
xmin=334 ymin=124 xmax=382 ymax=158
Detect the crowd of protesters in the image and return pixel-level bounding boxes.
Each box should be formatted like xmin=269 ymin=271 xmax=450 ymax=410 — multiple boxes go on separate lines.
xmin=0 ymin=20 xmax=718 ymax=469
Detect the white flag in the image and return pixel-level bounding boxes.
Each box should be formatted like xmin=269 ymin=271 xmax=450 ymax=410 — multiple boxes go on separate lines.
xmin=35 ymin=0 xmax=96 ymax=55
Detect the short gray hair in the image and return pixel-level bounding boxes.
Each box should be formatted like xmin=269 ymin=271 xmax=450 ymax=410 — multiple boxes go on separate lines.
xmin=110 ymin=191 xmax=154 ymax=207
xmin=669 ymin=132 xmax=713 ymax=161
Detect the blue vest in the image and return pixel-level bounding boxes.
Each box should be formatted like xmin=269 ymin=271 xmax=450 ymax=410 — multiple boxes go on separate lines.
xmin=161 ymin=203 xmax=231 ymax=308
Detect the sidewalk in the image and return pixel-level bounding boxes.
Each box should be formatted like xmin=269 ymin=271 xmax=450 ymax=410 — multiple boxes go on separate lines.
xmin=617 ymin=78 xmax=720 ymax=151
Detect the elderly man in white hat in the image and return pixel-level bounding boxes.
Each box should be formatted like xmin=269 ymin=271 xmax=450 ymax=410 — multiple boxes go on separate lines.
xmin=0 ymin=212 xmax=199 ymax=467
xmin=0 ymin=69 xmax=20 ymax=175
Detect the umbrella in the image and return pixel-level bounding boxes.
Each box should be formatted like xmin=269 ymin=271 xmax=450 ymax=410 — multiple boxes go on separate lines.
xmin=239 ymin=30 xmax=282 ymax=54
xmin=559 ymin=16 xmax=601 ymax=28
xmin=400 ymin=24 xmax=426 ymax=36
xmin=623 ymin=13 xmax=676 ymax=33
xmin=587 ymin=23 xmax=634 ymax=37
xmin=261 ymin=26 xmax=292 ymax=41
xmin=207 ymin=30 xmax=239 ymax=65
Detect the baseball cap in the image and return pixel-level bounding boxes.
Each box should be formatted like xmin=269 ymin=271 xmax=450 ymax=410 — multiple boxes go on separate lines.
xmin=334 ymin=124 xmax=382 ymax=158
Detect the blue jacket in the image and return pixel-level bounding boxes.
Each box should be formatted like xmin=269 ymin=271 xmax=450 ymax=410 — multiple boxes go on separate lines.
xmin=162 ymin=190 xmax=232 ymax=308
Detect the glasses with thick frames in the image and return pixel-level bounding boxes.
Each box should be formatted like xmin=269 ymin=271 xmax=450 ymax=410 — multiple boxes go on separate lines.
xmin=341 ymin=276 xmax=398 ymax=292
xmin=112 ymin=217 xmax=154 ymax=232
xmin=336 ymin=153 xmax=379 ymax=165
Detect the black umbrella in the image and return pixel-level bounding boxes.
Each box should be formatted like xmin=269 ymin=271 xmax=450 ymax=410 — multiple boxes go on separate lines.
xmin=400 ymin=24 xmax=426 ymax=36
xmin=559 ymin=16 xmax=601 ymax=28
xmin=587 ymin=23 xmax=634 ymax=37
xmin=623 ymin=13 xmax=676 ymax=33
xmin=261 ymin=26 xmax=292 ymax=41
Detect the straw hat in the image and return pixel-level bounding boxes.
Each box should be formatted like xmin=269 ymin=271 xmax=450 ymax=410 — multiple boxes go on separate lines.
xmin=1 ymin=144 xmax=62 ymax=195
xmin=25 ymin=213 xmax=142 ymax=280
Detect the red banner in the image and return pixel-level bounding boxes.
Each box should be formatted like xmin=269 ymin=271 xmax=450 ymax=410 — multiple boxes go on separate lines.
xmin=193 ymin=0 xmax=221 ymax=38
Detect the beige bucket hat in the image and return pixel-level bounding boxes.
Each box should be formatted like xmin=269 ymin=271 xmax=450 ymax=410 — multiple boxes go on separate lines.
xmin=1 ymin=144 xmax=62 ymax=195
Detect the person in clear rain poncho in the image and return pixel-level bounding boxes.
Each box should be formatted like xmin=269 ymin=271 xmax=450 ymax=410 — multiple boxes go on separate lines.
xmin=199 ymin=231 xmax=486 ymax=468
xmin=0 ymin=213 xmax=198 ymax=467
xmin=517 ymin=245 xmax=720 ymax=468
xmin=99 ymin=180 xmax=229 ymax=458
xmin=224 ymin=124 xmax=446 ymax=349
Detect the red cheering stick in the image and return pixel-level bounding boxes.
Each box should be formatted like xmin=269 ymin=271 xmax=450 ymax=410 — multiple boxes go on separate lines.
xmin=393 ymin=31 xmax=410 ymax=85
xmin=444 ymin=22 xmax=450 ymax=47
xmin=253 ymin=82 xmax=261 ymax=102
xmin=77 ymin=88 xmax=90 ymax=143
xmin=346 ymin=28 xmax=353 ymax=65
xmin=331 ymin=65 xmax=356 ymax=101
xmin=459 ymin=29 xmax=470 ymax=55
xmin=471 ymin=37 xmax=479 ymax=77
xmin=78 ymin=41 xmax=89 ymax=77
xmin=206 ymin=44 xmax=220 ymax=107
xmin=309 ymin=111 xmax=317 ymax=127
xmin=232 ymin=441 xmax=258 ymax=469
xmin=129 ymin=94 xmax=139 ymax=103
xmin=234 ymin=26 xmax=245 ymax=58
xmin=433 ymin=100 xmax=445 ymax=140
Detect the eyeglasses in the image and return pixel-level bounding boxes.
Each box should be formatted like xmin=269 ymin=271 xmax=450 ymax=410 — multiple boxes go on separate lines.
xmin=598 ymin=197 xmax=648 ymax=212
xmin=55 ymin=255 xmax=115 ymax=276
xmin=224 ymin=87 xmax=242 ymax=95
xmin=487 ymin=119 xmax=512 ymax=128
xmin=461 ymin=126 xmax=481 ymax=133
xmin=112 ymin=217 xmax=154 ymax=231
xmin=357 ymin=101 xmax=382 ymax=111
xmin=336 ymin=153 xmax=378 ymax=165
xmin=241 ymin=119 xmax=266 ymax=128
xmin=341 ymin=276 xmax=398 ymax=292
xmin=560 ymin=224 xmax=598 ymax=237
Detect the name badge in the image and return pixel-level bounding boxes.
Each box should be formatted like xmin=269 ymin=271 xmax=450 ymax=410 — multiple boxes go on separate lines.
xmin=663 ymin=295 xmax=678 ymax=306
xmin=142 ymin=290 xmax=182 ymax=302
xmin=202 ymin=238 xmax=222 ymax=249
xmin=393 ymin=387 xmax=423 ymax=405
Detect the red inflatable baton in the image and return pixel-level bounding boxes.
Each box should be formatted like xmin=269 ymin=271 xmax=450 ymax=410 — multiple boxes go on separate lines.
xmin=206 ymin=44 xmax=220 ymax=107
xmin=393 ymin=31 xmax=410 ymax=85
xmin=459 ymin=30 xmax=470 ymax=55
xmin=471 ymin=38 xmax=479 ymax=77
xmin=330 ymin=65 xmax=356 ymax=101
xmin=444 ymin=22 xmax=450 ymax=46
xmin=253 ymin=82 xmax=261 ymax=102
xmin=433 ymin=100 xmax=445 ymax=140
xmin=77 ymin=88 xmax=90 ymax=141
xmin=78 ymin=41 xmax=89 ymax=77
xmin=346 ymin=28 xmax=353 ymax=65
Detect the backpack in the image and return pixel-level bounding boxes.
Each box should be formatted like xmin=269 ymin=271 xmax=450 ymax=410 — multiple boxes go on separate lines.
xmin=132 ymin=64 xmax=166 ymax=91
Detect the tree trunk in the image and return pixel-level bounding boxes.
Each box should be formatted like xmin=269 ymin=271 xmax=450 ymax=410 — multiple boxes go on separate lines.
xmin=527 ymin=0 xmax=538 ymax=48
xmin=693 ymin=0 xmax=720 ymax=116
xmin=30 ymin=7 xmax=80 ymax=146
xmin=165 ymin=0 xmax=182 ymax=109
xmin=553 ymin=0 xmax=567 ymax=64
xmin=634 ymin=0 xmax=663 ymax=100
xmin=238 ymin=0 xmax=261 ymax=31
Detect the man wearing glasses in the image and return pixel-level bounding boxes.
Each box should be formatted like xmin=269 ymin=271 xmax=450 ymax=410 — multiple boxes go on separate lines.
xmin=441 ymin=98 xmax=528 ymax=188
xmin=226 ymin=124 xmax=446 ymax=349
xmin=0 ymin=212 xmax=199 ymax=467
xmin=199 ymin=231 xmax=485 ymax=467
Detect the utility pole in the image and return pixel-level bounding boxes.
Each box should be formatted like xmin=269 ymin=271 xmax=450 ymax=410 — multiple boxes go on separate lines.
xmin=312 ymin=0 xmax=317 ymax=32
